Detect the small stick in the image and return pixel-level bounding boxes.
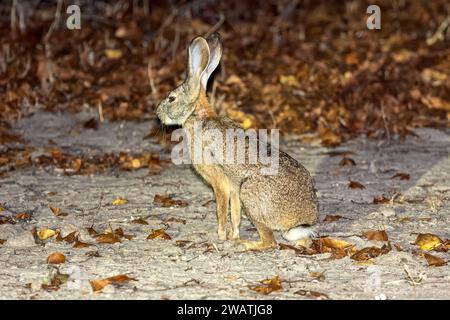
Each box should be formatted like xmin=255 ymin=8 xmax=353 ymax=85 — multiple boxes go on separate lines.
xmin=205 ymin=13 xmax=225 ymax=39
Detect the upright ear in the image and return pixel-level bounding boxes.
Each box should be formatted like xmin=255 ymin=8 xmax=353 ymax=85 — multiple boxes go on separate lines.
xmin=187 ymin=36 xmax=210 ymax=91
xmin=201 ymin=32 xmax=223 ymax=90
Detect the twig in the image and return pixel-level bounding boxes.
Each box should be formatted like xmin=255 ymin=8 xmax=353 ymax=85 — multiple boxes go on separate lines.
xmin=97 ymin=100 xmax=104 ymax=123
xmin=147 ymin=60 xmax=157 ymax=101
xmin=427 ymin=16 xmax=450 ymax=45
xmin=380 ymin=102 xmax=391 ymax=141
xmin=44 ymin=0 xmax=63 ymax=43
xmin=204 ymin=13 xmax=225 ymax=38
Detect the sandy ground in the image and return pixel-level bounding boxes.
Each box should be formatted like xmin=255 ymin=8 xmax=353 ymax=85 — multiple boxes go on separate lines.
xmin=0 ymin=110 xmax=449 ymax=300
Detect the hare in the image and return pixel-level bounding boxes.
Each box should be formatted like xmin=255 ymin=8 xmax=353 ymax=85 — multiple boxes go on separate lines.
xmin=156 ymin=33 xmax=319 ymax=250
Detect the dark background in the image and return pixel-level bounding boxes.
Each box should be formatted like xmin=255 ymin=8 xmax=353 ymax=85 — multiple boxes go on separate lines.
xmin=1 ymin=0 xmax=449 ymax=148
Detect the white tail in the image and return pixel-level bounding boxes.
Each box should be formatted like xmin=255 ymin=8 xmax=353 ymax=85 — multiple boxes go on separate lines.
xmin=282 ymin=226 xmax=317 ymax=242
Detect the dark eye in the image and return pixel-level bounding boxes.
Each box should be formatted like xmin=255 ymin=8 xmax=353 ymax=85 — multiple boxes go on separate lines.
xmin=168 ymin=96 xmax=175 ymax=102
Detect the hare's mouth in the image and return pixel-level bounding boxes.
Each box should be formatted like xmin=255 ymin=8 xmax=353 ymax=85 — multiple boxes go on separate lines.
xmin=156 ymin=110 xmax=180 ymax=126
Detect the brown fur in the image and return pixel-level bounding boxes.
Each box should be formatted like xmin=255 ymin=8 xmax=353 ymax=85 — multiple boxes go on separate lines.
xmin=156 ymin=33 xmax=319 ymax=251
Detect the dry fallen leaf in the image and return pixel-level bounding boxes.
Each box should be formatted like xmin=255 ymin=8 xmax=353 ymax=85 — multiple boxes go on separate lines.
xmin=339 ymin=157 xmax=356 ymax=166
xmin=90 ymin=274 xmax=136 ymax=292
xmin=96 ymin=233 xmax=121 ymax=244
xmin=37 ymin=228 xmax=56 ymax=240
xmin=249 ymin=276 xmax=283 ymax=295
xmin=15 ymin=212 xmax=32 ymax=221
xmin=421 ymin=252 xmax=447 ymax=267
xmin=47 ymin=252 xmax=66 ymax=264
xmin=147 ymin=229 xmax=171 ymax=240
xmin=89 ymin=279 xmax=111 ymax=292
xmin=163 ymin=217 xmax=186 ymax=225
xmin=373 ymin=195 xmax=390 ymax=204
xmin=87 ymin=226 xmax=98 ymax=237
xmin=131 ymin=158 xmax=141 ymax=169
xmin=112 ymin=198 xmax=128 ymax=206
xmin=295 ymin=289 xmax=330 ymax=300
xmin=391 ymin=172 xmax=410 ymax=180
xmin=105 ymin=49 xmax=123 ymax=60
xmin=41 ymin=270 xmax=68 ymax=292
xmin=49 ymin=206 xmax=68 ymax=217
xmin=414 ymin=233 xmax=443 ymax=251
xmin=323 ymin=215 xmax=343 ymax=222
xmin=363 ymin=230 xmax=389 ymax=241
xmin=153 ymin=194 xmax=188 ymax=208
xmin=73 ymin=239 xmax=91 ymax=248
xmin=49 ymin=206 xmax=60 ymax=215
xmin=62 ymin=231 xmax=78 ymax=244
xmin=349 ymin=180 xmax=365 ymax=189
xmin=351 ymin=243 xmax=391 ymax=261
xmin=321 ymin=237 xmax=354 ymax=250
xmin=279 ymin=243 xmax=316 ymax=255
xmin=0 ymin=239 xmax=6 ymax=245
xmin=114 ymin=227 xmax=134 ymax=240
xmin=280 ymin=75 xmax=300 ymax=87
xmin=132 ymin=217 xmax=148 ymax=225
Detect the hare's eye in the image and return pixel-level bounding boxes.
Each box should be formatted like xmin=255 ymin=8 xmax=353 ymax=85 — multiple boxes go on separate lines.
xmin=168 ymin=96 xmax=176 ymax=103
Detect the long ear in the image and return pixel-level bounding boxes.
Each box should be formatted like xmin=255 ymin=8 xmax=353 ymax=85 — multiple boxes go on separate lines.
xmin=201 ymin=32 xmax=223 ymax=90
xmin=187 ymin=36 xmax=210 ymax=92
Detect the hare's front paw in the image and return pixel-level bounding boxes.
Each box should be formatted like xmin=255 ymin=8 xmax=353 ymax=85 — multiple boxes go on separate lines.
xmin=217 ymin=228 xmax=227 ymax=241
xmin=227 ymin=229 xmax=240 ymax=241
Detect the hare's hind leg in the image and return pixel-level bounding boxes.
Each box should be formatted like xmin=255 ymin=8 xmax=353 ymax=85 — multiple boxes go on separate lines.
xmin=238 ymin=222 xmax=277 ymax=251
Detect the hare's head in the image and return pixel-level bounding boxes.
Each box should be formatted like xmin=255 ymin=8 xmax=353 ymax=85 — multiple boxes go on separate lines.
xmin=156 ymin=33 xmax=222 ymax=125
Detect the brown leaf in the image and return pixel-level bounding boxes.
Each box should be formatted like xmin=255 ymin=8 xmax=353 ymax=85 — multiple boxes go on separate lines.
xmin=249 ymin=276 xmax=283 ymax=295
xmin=175 ymin=240 xmax=192 ymax=248
xmin=85 ymin=250 xmax=101 ymax=257
xmin=279 ymin=243 xmax=315 ymax=255
xmin=96 ymin=233 xmax=121 ymax=244
xmin=321 ymin=237 xmax=354 ymax=250
xmin=49 ymin=206 xmax=68 ymax=217
xmin=163 ymin=217 xmax=186 ymax=225
xmin=15 ymin=212 xmax=32 ymax=221
xmin=373 ymin=195 xmax=390 ymax=204
xmin=87 ymin=226 xmax=98 ymax=237
xmin=70 ymin=158 xmax=82 ymax=172
xmin=41 ymin=271 xmax=68 ymax=292
xmin=73 ymin=239 xmax=91 ymax=248
xmin=311 ymin=237 xmax=356 ymax=259
xmin=295 ymin=289 xmax=330 ymax=300
xmin=63 ymin=231 xmax=78 ymax=244
xmin=51 ymin=148 xmax=62 ymax=161
xmin=0 ymin=239 xmax=6 ymax=245
xmin=363 ymin=230 xmax=389 ymax=241
xmin=147 ymin=229 xmax=171 ymax=240
xmin=90 ymin=274 xmax=136 ymax=292
xmin=90 ymin=279 xmax=111 ymax=292
xmin=153 ymin=194 xmax=188 ymax=208
xmin=391 ymin=172 xmax=410 ymax=180
xmin=351 ymin=243 xmax=391 ymax=261
xmin=114 ymin=227 xmax=134 ymax=240
xmin=351 ymin=247 xmax=382 ymax=261
xmin=47 ymin=252 xmax=66 ymax=264
xmin=349 ymin=180 xmax=365 ymax=189
xmin=323 ymin=215 xmax=343 ymax=222
xmin=422 ymin=252 xmax=447 ymax=267
xmin=132 ymin=217 xmax=148 ymax=225
xmin=339 ymin=157 xmax=356 ymax=166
